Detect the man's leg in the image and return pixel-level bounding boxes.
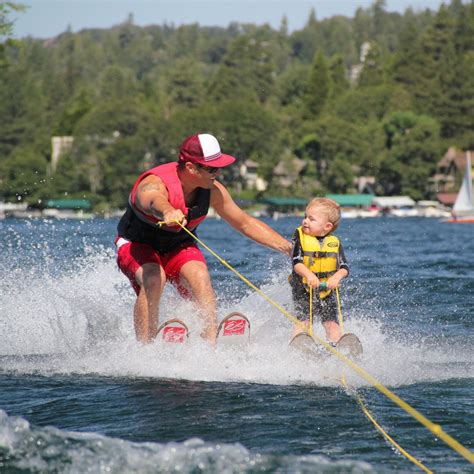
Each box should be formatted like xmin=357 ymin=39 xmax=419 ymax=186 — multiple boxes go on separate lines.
xmin=116 ymin=241 xmax=166 ymax=344
xmin=134 ymin=263 xmax=166 ymax=343
xmin=178 ymin=260 xmax=217 ymax=343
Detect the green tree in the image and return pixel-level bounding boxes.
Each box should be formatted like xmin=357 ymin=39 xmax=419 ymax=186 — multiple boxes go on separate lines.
xmin=377 ymin=111 xmax=441 ymax=198
xmin=99 ymin=65 xmax=139 ymax=100
xmin=328 ymin=54 xmax=349 ymax=98
xmin=53 ymin=87 xmax=94 ymax=135
xmin=50 ymin=98 xmax=161 ymax=206
xmin=165 ymin=98 xmax=282 ymax=184
xmin=0 ymin=54 xmax=47 ymax=158
xmin=357 ymin=41 xmax=385 ymax=87
xmin=49 ymin=149 xmax=95 ymax=201
xmin=324 ymin=155 xmax=355 ymax=193
xmin=305 ymin=50 xmax=330 ymax=118
xmin=439 ymin=6 xmax=474 ymax=139
xmin=1 ymin=2 xmax=470 ymax=206
xmin=391 ymin=13 xmax=423 ymax=87
xmin=279 ymin=15 xmax=289 ymax=37
xmin=276 ymin=63 xmax=309 ymax=106
xmin=312 ymin=115 xmax=370 ymax=170
xmin=318 ymin=16 xmax=357 ymax=63
xmin=208 ymin=31 xmax=276 ymax=104
xmin=289 ymin=8 xmax=322 ymax=63
xmin=0 ymin=1 xmax=26 ymax=66
xmin=333 ymin=84 xmax=410 ymax=123
xmin=162 ymin=58 xmax=206 ymax=113
xmin=295 ymin=115 xmax=370 ymax=193
xmin=401 ymin=9 xmax=455 ymax=116
xmin=0 ymin=146 xmax=48 ymax=203
xmin=0 ymin=2 xmax=26 ymax=37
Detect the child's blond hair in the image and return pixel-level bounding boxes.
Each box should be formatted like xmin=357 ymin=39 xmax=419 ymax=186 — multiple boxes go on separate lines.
xmin=306 ymin=197 xmax=341 ymax=231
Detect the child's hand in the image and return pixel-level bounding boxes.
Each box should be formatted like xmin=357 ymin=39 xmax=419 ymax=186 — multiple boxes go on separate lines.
xmin=306 ymin=274 xmax=320 ymax=288
xmin=326 ymin=276 xmax=341 ymax=290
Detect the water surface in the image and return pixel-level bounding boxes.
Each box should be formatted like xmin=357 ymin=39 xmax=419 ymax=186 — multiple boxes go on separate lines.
xmin=0 ymin=217 xmax=472 ymax=472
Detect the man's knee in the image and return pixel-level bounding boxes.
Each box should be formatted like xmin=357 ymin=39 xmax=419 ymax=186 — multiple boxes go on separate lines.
xmin=180 ymin=261 xmax=212 ymax=291
xmin=181 ymin=260 xmax=209 ymax=278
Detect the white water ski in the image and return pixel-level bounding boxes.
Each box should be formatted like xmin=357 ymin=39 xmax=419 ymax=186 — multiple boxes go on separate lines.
xmin=289 ymin=332 xmax=325 ymax=358
xmin=336 ymin=333 xmax=363 ymax=357
xmin=290 ymin=332 xmax=363 ymax=359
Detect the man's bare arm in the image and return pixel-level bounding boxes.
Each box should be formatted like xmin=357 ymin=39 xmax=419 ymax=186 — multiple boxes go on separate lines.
xmin=210 ymin=181 xmax=292 ymax=255
xmin=135 ymin=175 xmax=186 ymax=225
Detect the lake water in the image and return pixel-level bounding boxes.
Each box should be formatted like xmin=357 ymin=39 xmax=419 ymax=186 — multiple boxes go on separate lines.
xmin=0 ymin=216 xmax=472 ymax=473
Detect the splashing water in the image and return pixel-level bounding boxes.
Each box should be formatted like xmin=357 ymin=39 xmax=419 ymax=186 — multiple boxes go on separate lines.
xmin=1 ymin=247 xmax=471 ymax=389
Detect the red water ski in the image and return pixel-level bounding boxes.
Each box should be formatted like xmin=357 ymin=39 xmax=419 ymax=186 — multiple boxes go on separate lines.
xmin=156 ymin=319 xmax=189 ymax=344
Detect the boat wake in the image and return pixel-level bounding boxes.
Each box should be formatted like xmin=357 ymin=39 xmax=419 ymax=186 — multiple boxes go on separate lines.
xmin=0 ymin=409 xmax=374 ymax=473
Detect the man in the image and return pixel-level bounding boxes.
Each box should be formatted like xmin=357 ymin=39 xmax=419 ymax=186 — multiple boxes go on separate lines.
xmin=116 ymin=133 xmax=292 ymax=344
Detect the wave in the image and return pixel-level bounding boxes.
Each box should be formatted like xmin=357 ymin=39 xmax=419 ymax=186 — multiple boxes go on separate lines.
xmin=0 ymin=250 xmax=472 ymax=389
xmin=0 ymin=410 xmax=374 ymax=473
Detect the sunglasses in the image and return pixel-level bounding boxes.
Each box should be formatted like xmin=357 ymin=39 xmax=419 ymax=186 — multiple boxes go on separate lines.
xmin=196 ymin=163 xmax=220 ymax=175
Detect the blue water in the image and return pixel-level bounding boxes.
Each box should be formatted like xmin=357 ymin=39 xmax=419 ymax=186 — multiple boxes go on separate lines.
xmin=0 ymin=216 xmax=472 ymax=473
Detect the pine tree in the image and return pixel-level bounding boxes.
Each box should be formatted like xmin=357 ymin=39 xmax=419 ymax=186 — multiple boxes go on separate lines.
xmin=357 ymin=41 xmax=385 ymax=87
xmin=208 ymin=31 xmax=276 ymax=104
xmin=305 ymin=50 xmax=330 ymax=118
xmin=328 ymin=54 xmax=350 ymax=99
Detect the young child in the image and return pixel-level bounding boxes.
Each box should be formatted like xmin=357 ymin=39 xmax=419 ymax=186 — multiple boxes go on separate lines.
xmin=290 ymin=197 xmax=349 ymax=344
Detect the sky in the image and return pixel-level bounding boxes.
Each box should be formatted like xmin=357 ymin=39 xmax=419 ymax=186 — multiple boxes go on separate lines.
xmin=12 ymin=0 xmax=449 ymax=39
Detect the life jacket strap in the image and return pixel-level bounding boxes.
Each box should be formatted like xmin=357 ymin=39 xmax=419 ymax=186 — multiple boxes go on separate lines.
xmin=303 ymin=250 xmax=338 ymax=266
xmin=303 ymin=250 xmax=338 ymax=258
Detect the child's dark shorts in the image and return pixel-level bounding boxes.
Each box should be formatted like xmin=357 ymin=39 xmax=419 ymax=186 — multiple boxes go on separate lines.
xmin=289 ymin=272 xmax=339 ymax=323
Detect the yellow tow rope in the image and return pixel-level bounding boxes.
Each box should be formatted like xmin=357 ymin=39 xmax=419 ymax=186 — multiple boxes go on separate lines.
xmin=334 ymin=288 xmax=432 ymax=473
xmin=163 ymin=220 xmax=473 ymax=466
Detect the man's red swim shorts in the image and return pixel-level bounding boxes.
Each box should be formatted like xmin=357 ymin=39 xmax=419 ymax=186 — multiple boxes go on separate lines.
xmin=115 ymin=237 xmax=207 ymax=296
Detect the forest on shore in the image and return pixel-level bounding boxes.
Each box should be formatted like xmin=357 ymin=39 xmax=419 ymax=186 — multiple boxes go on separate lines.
xmin=1 ymin=0 xmax=473 ymax=211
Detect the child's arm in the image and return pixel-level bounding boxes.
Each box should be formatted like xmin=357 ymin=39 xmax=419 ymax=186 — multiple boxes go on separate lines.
xmin=326 ymin=268 xmax=348 ymax=289
xmin=326 ymin=241 xmax=349 ymax=289
xmin=294 ymin=262 xmax=320 ymax=288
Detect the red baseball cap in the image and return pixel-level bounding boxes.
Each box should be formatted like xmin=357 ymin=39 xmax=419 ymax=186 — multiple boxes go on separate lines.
xmin=179 ymin=134 xmax=236 ymax=168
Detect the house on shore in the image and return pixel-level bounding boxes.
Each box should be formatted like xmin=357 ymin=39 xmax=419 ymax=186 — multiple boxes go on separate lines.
xmin=430 ymin=147 xmax=474 ymax=205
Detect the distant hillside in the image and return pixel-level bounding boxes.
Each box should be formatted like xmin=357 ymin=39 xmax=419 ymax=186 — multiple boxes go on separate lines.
xmin=1 ymin=0 xmax=473 ymax=208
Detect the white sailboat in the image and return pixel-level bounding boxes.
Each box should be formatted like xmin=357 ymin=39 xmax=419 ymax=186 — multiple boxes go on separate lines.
xmin=446 ymin=150 xmax=474 ymax=223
